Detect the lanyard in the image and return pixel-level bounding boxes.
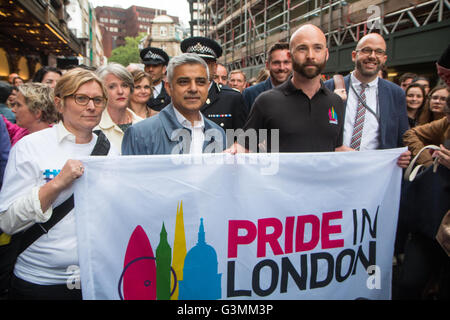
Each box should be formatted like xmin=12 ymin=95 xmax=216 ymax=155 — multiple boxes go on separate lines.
xmin=349 ymin=80 xmax=380 ymax=123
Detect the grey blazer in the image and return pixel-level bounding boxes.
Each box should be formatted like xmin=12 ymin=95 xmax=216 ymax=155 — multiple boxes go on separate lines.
xmin=121 ymin=104 xmax=226 ymax=155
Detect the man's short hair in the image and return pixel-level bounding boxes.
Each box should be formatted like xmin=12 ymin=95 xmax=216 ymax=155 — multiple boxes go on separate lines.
xmin=0 ymin=81 xmax=12 ymax=103
xmin=229 ymin=69 xmax=246 ymax=82
xmin=267 ymin=42 xmax=290 ymax=62
xmin=399 ymin=72 xmax=417 ymax=84
xmin=166 ymin=53 xmax=209 ymax=83
xmin=217 ymin=63 xmax=227 ymax=70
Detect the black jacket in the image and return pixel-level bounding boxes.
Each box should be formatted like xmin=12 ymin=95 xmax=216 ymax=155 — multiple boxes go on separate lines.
xmin=201 ymin=81 xmax=248 ymax=132
xmin=146 ymin=81 xmax=171 ymax=112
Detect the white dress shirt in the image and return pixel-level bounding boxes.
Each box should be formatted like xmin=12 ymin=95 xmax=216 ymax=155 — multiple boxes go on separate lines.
xmin=173 ymin=108 xmax=205 ymax=154
xmin=152 ymin=81 xmax=162 ymax=98
xmin=343 ymin=73 xmax=380 ymax=150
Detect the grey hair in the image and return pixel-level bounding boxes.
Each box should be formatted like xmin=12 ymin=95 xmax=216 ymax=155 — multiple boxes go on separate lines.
xmin=96 ymin=62 xmax=134 ymax=92
xmin=166 ymin=53 xmax=209 ymax=83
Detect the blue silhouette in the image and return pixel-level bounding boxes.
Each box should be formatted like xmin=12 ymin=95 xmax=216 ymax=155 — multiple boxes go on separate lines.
xmin=178 ymin=218 xmax=222 ymax=300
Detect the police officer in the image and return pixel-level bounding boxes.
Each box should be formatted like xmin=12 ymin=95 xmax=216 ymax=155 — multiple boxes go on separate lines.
xmin=180 ymin=37 xmax=247 ymax=132
xmin=140 ymin=47 xmax=171 ymax=112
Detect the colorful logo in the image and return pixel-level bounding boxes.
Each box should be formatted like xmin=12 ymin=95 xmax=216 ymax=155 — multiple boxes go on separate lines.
xmin=43 ymin=169 xmax=61 ymax=182
xmin=118 ymin=201 xmax=222 ymax=300
xmin=328 ymin=107 xmax=338 ymax=125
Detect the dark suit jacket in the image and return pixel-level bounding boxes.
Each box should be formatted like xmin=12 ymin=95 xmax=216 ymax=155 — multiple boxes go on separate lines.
xmin=146 ymin=80 xmax=171 ymax=112
xmin=324 ymin=74 xmax=409 ymax=149
xmin=242 ymin=78 xmax=273 ymax=113
xmin=201 ymin=81 xmax=247 ymax=132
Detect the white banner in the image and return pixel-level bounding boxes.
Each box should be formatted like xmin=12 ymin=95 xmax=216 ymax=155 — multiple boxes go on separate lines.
xmin=74 ymin=149 xmax=405 ymax=300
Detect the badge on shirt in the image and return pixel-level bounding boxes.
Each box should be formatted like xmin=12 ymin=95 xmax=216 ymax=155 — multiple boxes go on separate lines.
xmin=43 ymin=169 xmax=61 ymax=182
xmin=328 ymin=107 xmax=338 ymax=125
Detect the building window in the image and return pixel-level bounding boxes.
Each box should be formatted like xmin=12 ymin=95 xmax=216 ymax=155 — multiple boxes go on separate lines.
xmin=160 ymin=26 xmax=167 ymax=36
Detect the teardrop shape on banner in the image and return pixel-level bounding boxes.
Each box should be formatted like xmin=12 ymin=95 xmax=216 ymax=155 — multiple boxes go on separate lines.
xmin=122 ymin=225 xmax=157 ymax=300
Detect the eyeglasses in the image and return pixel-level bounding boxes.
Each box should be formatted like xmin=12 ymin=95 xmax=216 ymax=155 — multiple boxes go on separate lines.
xmin=356 ymin=47 xmax=386 ymax=57
xmin=430 ymin=95 xmax=447 ymax=102
xmin=68 ymin=94 xmax=107 ymax=108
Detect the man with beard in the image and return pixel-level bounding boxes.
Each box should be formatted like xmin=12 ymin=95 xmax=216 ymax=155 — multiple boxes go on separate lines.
xmin=229 ymin=24 xmax=345 ymax=153
xmin=324 ymin=33 xmax=411 ymax=167
xmin=242 ymin=42 xmax=292 ymax=113
xmin=140 ymin=47 xmax=172 ymax=112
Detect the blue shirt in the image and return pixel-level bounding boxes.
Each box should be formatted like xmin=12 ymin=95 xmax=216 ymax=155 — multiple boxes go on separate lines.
xmin=0 ymin=115 xmax=11 ymax=189
xmin=0 ymin=103 xmax=15 ymax=124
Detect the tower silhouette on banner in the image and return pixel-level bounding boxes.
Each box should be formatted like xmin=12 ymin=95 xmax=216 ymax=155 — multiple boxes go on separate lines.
xmin=121 ymin=202 xmax=221 ymax=300
xmin=178 ymin=218 xmax=222 ymax=300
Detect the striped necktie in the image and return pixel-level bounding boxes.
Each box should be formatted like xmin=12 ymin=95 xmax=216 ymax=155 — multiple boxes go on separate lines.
xmin=350 ymin=83 xmax=368 ymax=151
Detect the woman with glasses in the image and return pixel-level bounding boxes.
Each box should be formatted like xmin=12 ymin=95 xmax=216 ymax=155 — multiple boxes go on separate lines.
xmin=96 ymin=63 xmax=143 ymax=153
xmin=0 ymin=68 xmax=118 ymax=299
xmin=418 ymin=85 xmax=449 ymax=125
xmin=129 ymin=70 xmax=158 ymax=119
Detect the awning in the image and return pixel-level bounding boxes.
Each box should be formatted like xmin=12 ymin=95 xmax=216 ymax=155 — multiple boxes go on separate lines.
xmin=0 ymin=0 xmax=82 ymax=57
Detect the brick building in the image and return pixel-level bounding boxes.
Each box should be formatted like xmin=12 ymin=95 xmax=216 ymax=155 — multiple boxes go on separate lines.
xmin=95 ymin=5 xmax=180 ymax=57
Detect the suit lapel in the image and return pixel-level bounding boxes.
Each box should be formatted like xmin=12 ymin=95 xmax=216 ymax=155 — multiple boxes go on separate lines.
xmin=344 ymin=74 xmax=351 ymax=94
xmin=264 ymin=78 xmax=273 ymax=91
xmin=158 ymin=81 xmax=168 ymax=99
xmin=377 ymin=78 xmax=389 ymax=148
xmin=201 ymin=82 xmax=219 ymax=112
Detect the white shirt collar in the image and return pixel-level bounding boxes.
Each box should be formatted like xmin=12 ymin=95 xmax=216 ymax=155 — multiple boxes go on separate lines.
xmin=56 ymin=121 xmax=77 ymax=143
xmin=173 ymin=107 xmax=205 ymax=130
xmin=56 ymin=121 xmax=95 ymax=144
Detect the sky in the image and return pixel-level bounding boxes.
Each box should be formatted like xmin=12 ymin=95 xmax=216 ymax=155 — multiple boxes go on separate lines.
xmin=90 ymin=0 xmax=191 ymax=27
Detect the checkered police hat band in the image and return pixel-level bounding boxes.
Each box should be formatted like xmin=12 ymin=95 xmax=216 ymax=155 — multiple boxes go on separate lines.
xmin=187 ymin=42 xmax=216 ymax=58
xmin=144 ymin=51 xmax=164 ymax=61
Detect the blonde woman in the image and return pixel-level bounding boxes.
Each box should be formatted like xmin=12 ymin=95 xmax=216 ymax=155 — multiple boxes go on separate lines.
xmin=0 ymin=68 xmax=118 ymax=299
xmin=129 ymin=70 xmax=158 ymax=118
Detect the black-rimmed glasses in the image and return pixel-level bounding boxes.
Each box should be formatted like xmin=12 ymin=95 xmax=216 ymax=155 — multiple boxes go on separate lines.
xmin=68 ymin=94 xmax=107 ymax=108
xmin=356 ymin=47 xmax=386 ymax=57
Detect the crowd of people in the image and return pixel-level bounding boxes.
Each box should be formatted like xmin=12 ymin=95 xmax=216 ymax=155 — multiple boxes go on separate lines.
xmin=0 ymin=24 xmax=449 ymax=300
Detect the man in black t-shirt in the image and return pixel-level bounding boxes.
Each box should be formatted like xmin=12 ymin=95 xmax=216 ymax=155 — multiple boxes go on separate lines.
xmin=228 ymin=24 xmax=344 ymax=153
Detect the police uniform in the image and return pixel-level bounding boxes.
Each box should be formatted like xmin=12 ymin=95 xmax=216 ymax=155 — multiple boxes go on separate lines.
xmin=180 ymin=37 xmax=248 ymax=131
xmin=140 ymin=47 xmax=171 ymax=112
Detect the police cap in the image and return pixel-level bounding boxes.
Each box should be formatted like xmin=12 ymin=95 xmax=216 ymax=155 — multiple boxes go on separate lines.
xmin=140 ymin=47 xmax=170 ymax=66
xmin=180 ymin=37 xmax=222 ymax=61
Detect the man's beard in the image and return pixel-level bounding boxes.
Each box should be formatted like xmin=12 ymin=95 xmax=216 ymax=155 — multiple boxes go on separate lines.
xmin=293 ymin=59 xmax=326 ymax=79
xmin=356 ymin=58 xmax=382 ymax=78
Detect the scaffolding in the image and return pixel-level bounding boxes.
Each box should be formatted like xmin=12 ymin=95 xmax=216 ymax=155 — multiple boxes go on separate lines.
xmin=188 ymin=0 xmax=450 ymax=77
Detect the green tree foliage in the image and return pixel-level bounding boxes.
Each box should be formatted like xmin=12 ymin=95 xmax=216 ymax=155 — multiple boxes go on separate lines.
xmin=108 ymin=34 xmax=145 ymax=66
